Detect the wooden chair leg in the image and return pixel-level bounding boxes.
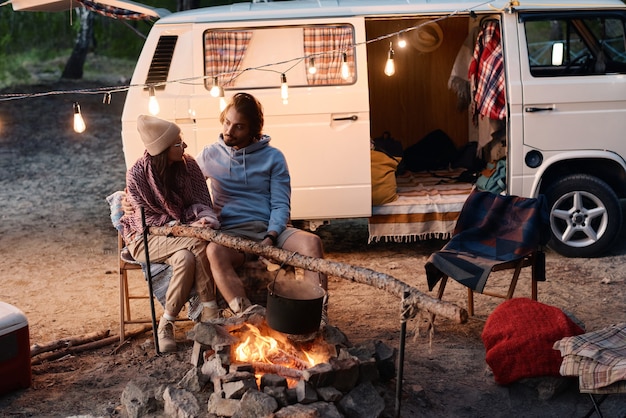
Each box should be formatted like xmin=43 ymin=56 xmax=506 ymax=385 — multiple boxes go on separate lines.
xmin=436 ymin=276 xmax=448 ymax=300
xmin=505 ymin=262 xmax=524 ymax=299
xmin=428 ymin=276 xmax=449 ymax=325
xmin=119 ymin=270 xmax=126 ymax=343
xmin=467 ymin=287 xmax=474 ymax=317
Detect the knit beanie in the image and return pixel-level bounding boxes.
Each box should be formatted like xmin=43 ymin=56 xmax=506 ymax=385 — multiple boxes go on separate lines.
xmin=137 ymin=115 xmax=181 ymax=156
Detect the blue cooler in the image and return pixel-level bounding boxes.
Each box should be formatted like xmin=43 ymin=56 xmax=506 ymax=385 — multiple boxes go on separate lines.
xmin=0 ymin=302 xmax=31 ymax=394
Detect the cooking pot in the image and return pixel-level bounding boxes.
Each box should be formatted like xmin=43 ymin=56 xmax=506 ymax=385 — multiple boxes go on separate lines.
xmin=266 ymin=280 xmax=326 ymax=335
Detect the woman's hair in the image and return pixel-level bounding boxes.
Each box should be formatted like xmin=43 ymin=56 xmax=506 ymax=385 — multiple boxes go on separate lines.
xmin=220 ymin=93 xmax=264 ymax=139
xmin=150 ymin=151 xmax=184 ymax=198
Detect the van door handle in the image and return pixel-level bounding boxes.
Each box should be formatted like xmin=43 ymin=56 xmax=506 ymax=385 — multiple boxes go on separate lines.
xmin=332 ymin=115 xmax=358 ymax=121
xmin=525 ymin=106 xmax=554 ymax=112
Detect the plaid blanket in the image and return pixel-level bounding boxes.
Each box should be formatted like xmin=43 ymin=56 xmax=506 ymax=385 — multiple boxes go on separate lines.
xmin=554 ymin=323 xmax=626 ymax=393
xmin=368 ymin=168 xmax=474 ymax=242
xmin=425 ymin=190 xmax=550 ymax=292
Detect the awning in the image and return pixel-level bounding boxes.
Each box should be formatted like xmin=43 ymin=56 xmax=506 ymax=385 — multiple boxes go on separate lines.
xmin=5 ymin=0 xmax=170 ymax=19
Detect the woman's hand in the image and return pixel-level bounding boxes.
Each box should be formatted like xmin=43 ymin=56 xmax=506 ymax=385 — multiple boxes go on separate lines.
xmin=190 ymin=216 xmax=220 ymax=229
xmin=121 ymin=193 xmax=134 ymax=216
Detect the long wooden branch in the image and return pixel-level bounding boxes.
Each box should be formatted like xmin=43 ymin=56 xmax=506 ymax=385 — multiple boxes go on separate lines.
xmin=30 ymin=330 xmax=110 ymax=357
xmin=31 ymin=326 xmax=153 ymax=365
xmin=150 ymin=226 xmax=467 ymax=324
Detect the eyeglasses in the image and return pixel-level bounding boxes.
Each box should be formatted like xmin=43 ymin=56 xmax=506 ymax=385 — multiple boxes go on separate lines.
xmin=173 ymin=141 xmax=185 ymax=148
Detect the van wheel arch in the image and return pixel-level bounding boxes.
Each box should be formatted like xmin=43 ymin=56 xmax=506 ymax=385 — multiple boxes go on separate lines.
xmin=544 ymin=174 xmax=621 ymax=258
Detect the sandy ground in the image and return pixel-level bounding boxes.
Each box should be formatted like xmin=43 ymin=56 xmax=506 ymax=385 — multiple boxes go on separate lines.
xmin=0 ymin=80 xmax=625 ymax=417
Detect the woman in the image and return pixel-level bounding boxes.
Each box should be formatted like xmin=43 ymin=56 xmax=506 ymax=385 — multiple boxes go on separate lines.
xmin=120 ymin=115 xmax=220 ymax=352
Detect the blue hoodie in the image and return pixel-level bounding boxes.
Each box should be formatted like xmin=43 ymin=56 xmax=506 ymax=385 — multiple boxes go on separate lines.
xmin=196 ymin=134 xmax=291 ymax=235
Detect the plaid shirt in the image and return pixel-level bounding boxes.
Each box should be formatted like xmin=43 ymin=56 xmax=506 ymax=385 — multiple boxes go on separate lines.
xmin=468 ymin=21 xmax=506 ymax=121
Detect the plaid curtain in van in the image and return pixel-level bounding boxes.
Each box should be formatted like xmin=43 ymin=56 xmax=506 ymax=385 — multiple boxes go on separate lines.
xmin=204 ymin=31 xmax=253 ymax=87
xmin=303 ymin=26 xmax=354 ymax=85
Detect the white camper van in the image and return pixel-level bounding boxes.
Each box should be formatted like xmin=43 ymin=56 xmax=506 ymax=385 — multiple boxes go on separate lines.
xmin=113 ymin=0 xmax=626 ymax=258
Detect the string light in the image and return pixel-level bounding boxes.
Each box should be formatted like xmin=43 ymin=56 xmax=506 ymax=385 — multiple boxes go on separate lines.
xmin=0 ymin=4 xmax=489 ymax=133
xmin=384 ymin=42 xmax=395 ymax=76
xmin=210 ymin=77 xmax=222 ymax=97
xmin=308 ymin=57 xmax=317 ymax=75
xmin=341 ymin=53 xmax=350 ymax=80
xmin=397 ymin=33 xmax=407 ymax=48
xmin=148 ymin=86 xmax=160 ymax=115
xmin=280 ymin=73 xmax=289 ymax=104
xmin=73 ymin=102 xmax=86 ymax=133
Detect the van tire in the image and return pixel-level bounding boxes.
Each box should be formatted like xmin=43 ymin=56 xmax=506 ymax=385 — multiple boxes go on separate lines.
xmin=545 ymin=174 xmax=621 ymax=258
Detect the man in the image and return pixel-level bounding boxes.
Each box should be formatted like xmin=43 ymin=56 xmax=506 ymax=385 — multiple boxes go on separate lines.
xmin=196 ymin=93 xmax=328 ymax=323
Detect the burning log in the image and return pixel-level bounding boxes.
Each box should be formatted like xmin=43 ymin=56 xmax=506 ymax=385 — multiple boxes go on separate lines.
xmin=248 ymin=362 xmax=304 ymax=380
xmin=150 ymin=225 xmax=467 ymax=324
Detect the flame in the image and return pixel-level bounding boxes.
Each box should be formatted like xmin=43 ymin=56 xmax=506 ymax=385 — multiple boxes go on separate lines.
xmin=235 ymin=325 xmax=279 ymax=363
xmin=233 ymin=323 xmax=330 ymax=369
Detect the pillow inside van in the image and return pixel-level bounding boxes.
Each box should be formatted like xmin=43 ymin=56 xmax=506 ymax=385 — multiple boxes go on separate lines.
xmin=371 ymin=150 xmax=400 ymax=205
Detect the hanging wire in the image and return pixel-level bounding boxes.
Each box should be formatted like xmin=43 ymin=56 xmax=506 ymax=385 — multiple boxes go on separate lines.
xmin=0 ymin=0 xmax=495 ymax=103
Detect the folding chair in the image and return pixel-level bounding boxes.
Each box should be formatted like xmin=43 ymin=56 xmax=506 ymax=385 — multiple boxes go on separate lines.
xmin=118 ymin=232 xmax=164 ymax=343
xmin=425 ymin=189 xmax=550 ymax=316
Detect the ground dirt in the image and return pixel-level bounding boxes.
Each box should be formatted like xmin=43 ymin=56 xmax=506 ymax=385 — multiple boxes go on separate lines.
xmin=0 ymin=79 xmax=625 ymax=418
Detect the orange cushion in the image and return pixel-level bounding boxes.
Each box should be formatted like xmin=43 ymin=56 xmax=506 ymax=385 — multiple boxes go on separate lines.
xmin=371 ymin=150 xmax=400 ymax=205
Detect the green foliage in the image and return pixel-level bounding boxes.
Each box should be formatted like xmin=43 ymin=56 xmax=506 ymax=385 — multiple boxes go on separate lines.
xmin=0 ymin=1 xmax=262 ymax=87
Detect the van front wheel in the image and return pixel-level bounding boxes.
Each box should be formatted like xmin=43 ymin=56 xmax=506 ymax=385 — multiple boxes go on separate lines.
xmin=545 ymin=174 xmax=621 ymax=258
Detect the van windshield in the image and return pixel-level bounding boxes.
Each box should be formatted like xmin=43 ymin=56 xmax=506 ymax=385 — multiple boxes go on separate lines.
xmin=523 ymin=12 xmax=626 ymax=76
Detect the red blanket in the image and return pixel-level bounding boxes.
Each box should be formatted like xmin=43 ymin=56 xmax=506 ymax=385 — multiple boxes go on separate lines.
xmin=482 ymin=298 xmax=584 ymax=385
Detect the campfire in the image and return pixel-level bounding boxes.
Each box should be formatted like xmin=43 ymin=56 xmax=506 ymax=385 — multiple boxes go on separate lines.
xmin=185 ymin=304 xmax=396 ymax=416
xmin=233 ymin=322 xmax=333 ymax=367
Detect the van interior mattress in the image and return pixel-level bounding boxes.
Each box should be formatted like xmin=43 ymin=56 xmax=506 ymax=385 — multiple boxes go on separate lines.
xmin=368 ymin=168 xmax=474 ymax=243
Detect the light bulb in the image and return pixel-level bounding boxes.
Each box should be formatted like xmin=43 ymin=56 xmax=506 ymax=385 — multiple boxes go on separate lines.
xmin=384 ymin=43 xmax=395 ymax=76
xmin=148 ymin=87 xmax=160 ymax=115
xmin=398 ymin=34 xmax=407 ymax=48
xmin=73 ymin=102 xmax=86 ymax=133
xmin=308 ymin=57 xmax=317 ymax=75
xmin=341 ymin=53 xmax=350 ymax=80
xmin=210 ymin=77 xmax=221 ymax=98
xmin=280 ymin=73 xmax=289 ymax=104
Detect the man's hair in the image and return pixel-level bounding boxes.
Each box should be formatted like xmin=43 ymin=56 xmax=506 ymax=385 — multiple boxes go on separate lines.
xmin=220 ymin=93 xmax=264 ymax=139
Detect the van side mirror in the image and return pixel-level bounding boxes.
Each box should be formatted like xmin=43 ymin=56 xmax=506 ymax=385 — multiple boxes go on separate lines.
xmin=552 ymin=42 xmax=564 ymax=66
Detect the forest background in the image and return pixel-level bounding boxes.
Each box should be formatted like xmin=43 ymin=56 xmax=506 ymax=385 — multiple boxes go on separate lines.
xmin=0 ymin=0 xmax=266 ymax=88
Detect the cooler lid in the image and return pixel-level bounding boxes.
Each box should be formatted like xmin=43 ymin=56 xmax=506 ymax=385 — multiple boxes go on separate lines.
xmin=0 ymin=302 xmax=28 ymax=336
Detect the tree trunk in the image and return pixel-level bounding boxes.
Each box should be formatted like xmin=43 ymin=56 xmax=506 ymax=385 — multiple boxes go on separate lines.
xmin=150 ymin=225 xmax=468 ymax=324
xmin=177 ymin=0 xmax=200 ymax=12
xmin=61 ymin=8 xmax=94 ymax=80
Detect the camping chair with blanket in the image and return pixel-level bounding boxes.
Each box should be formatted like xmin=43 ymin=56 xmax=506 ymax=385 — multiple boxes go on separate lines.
xmin=425 ymin=189 xmax=550 ymax=316
xmin=108 ymin=191 xmax=202 ymax=343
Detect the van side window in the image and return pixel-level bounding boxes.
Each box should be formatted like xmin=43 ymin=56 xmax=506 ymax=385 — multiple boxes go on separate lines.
xmin=523 ymin=13 xmax=626 ymax=77
xmin=203 ymin=24 xmax=355 ymax=90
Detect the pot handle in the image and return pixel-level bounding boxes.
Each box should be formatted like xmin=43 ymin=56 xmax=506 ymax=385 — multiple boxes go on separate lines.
xmin=269 ymin=251 xmax=298 ymax=295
